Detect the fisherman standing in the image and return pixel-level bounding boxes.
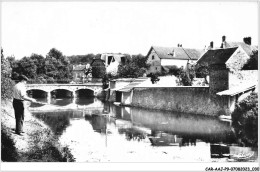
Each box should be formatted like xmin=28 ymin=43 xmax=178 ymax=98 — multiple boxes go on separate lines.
xmin=13 ymin=75 xmax=37 ymax=136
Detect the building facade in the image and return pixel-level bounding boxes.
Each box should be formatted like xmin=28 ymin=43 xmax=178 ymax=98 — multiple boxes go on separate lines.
xmin=100 ymin=53 xmax=127 ymax=75
xmin=72 ymin=64 xmax=90 ymax=83
xmin=146 ymin=46 xmax=203 ymax=74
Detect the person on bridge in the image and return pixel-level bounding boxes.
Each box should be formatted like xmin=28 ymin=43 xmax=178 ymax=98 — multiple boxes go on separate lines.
xmin=13 ymin=75 xmax=37 ymax=136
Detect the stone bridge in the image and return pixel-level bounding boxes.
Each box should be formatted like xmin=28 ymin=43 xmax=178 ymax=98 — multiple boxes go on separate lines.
xmin=26 ymin=83 xmax=103 ymax=100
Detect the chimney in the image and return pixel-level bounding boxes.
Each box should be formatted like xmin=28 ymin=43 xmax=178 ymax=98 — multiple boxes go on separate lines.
xmin=170 ymin=49 xmax=176 ymax=57
xmin=179 ymin=44 xmax=182 ymax=47
xmin=221 ymin=35 xmax=227 ymax=48
xmin=222 ymin=35 xmax=226 ymax=42
xmin=177 ymin=44 xmax=179 ymax=47
xmin=210 ymin=41 xmax=214 ymax=49
xmin=243 ymin=37 xmax=252 ymax=45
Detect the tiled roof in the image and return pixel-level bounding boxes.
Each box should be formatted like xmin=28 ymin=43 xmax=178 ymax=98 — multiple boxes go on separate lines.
xmin=217 ymin=84 xmax=256 ymax=96
xmin=222 ymin=42 xmax=257 ymax=56
xmin=196 ymin=47 xmax=238 ymax=66
xmin=149 ymin=46 xmax=203 ymax=60
xmin=117 ymin=77 xmax=149 ymax=92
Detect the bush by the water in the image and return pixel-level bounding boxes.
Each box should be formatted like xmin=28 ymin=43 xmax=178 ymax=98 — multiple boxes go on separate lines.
xmin=1 ymin=48 xmax=15 ymax=100
xmin=23 ymin=128 xmax=75 ymax=162
xmin=232 ymin=92 xmax=258 ymax=147
xmin=1 ymin=125 xmax=19 ymax=162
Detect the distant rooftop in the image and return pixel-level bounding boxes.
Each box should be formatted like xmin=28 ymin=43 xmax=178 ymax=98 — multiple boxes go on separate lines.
xmin=148 ymin=46 xmax=203 ymax=60
xmin=222 ymin=41 xmax=258 ymax=56
xmin=196 ymin=47 xmax=238 ymax=66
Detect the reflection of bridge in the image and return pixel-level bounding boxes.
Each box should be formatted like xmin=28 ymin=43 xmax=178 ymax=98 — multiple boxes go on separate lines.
xmin=26 ymin=83 xmax=103 ymax=102
xmin=28 ymin=99 xmax=104 ymax=115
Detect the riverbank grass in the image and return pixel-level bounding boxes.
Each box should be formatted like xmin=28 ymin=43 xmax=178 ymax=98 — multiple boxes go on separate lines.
xmin=1 ymin=99 xmax=74 ymax=162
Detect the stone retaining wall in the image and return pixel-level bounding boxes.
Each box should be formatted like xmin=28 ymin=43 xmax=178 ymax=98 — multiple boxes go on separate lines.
xmin=132 ymin=87 xmax=227 ymax=116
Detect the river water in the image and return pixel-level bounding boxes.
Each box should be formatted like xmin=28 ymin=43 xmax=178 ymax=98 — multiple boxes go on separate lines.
xmin=29 ymin=97 xmax=258 ymax=162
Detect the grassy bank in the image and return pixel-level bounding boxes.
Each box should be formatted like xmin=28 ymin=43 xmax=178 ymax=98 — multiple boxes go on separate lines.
xmin=1 ymin=100 xmax=75 ymax=162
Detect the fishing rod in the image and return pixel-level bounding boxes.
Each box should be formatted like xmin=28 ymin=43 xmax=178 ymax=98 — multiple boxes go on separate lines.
xmin=32 ymin=101 xmax=61 ymax=107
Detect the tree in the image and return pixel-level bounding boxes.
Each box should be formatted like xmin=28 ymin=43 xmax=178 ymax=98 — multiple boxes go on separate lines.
xmin=46 ymin=48 xmax=63 ymax=61
xmin=15 ymin=57 xmax=38 ymax=79
xmin=131 ymin=54 xmax=149 ymax=69
xmin=67 ymin=54 xmax=96 ymax=65
xmin=168 ymin=65 xmax=181 ymax=76
xmin=232 ymin=92 xmax=258 ymax=147
xmin=45 ymin=48 xmax=72 ymax=82
xmin=1 ymin=48 xmax=15 ymax=100
xmin=243 ymin=50 xmax=258 ymax=70
xmin=195 ymin=64 xmax=209 ymax=84
xmin=30 ymin=54 xmax=45 ymax=75
xmin=147 ymin=73 xmax=160 ymax=84
xmin=91 ymin=59 xmax=106 ymax=78
xmin=175 ymin=66 xmax=195 ymax=86
xmin=117 ymin=54 xmax=149 ymax=78
xmin=10 ymin=48 xmax=72 ymax=84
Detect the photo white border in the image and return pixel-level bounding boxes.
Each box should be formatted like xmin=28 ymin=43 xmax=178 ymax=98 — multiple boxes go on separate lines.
xmin=0 ymin=0 xmax=259 ymax=171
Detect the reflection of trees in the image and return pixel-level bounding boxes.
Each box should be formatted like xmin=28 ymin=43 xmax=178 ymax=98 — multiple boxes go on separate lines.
xmin=84 ymin=115 xmax=107 ymax=134
xmin=149 ymin=130 xmax=236 ymax=147
xmin=210 ymin=144 xmax=230 ymax=158
xmin=118 ymin=128 xmax=146 ymax=142
xmin=149 ymin=131 xmax=182 ymax=146
xmin=181 ymin=136 xmax=196 ymax=146
xmin=51 ymin=98 xmax=73 ymax=106
xmin=76 ymin=89 xmax=94 ymax=98
xmin=91 ymin=115 xmax=107 ymax=134
xmin=33 ymin=112 xmax=71 ymax=135
xmin=75 ymin=98 xmax=94 ymax=106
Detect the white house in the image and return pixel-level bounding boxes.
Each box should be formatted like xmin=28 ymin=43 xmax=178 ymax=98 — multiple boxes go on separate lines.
xmin=100 ymin=53 xmax=127 ymax=75
xmin=146 ymin=45 xmax=203 ymax=74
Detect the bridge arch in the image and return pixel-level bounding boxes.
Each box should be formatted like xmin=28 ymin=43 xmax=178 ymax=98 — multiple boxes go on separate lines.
xmin=50 ymin=89 xmax=74 ymax=98
xmin=26 ymin=89 xmax=48 ymax=98
xmin=75 ymin=88 xmax=94 ymax=98
xmin=27 ymin=88 xmax=49 ymax=93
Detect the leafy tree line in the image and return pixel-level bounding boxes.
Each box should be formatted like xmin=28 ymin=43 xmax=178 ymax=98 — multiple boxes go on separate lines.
xmin=4 ymin=47 xmax=151 ymax=86
xmin=7 ymin=48 xmax=73 ymax=83
xmin=100 ymin=54 xmax=149 ymax=88
xmin=67 ymin=54 xmax=101 ymax=65
xmin=116 ymin=54 xmax=149 ymax=78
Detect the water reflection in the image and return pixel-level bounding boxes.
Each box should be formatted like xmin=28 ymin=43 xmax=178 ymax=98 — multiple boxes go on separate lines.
xmin=30 ymin=97 xmax=258 ymax=162
xmin=34 ymin=111 xmax=72 ymax=135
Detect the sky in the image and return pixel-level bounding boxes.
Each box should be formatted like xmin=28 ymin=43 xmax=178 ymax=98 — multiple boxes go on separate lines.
xmin=1 ymin=1 xmax=258 ymax=59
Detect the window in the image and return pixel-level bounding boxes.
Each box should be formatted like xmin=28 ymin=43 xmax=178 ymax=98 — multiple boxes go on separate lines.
xmin=121 ymin=57 xmax=126 ymax=64
xmin=152 ymin=55 xmax=154 ymax=60
xmin=155 ymin=67 xmax=157 ymax=70
xmin=108 ymin=56 xmax=113 ymax=65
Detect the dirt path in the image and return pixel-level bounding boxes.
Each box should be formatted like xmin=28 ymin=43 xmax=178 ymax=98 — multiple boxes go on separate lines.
xmin=1 ymin=100 xmax=74 ymax=162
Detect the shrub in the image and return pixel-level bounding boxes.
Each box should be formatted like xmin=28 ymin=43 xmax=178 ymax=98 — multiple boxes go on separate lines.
xmin=232 ymin=92 xmax=258 ymax=147
xmin=1 ymin=48 xmax=15 ymax=100
xmin=1 ymin=125 xmax=19 ymax=161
